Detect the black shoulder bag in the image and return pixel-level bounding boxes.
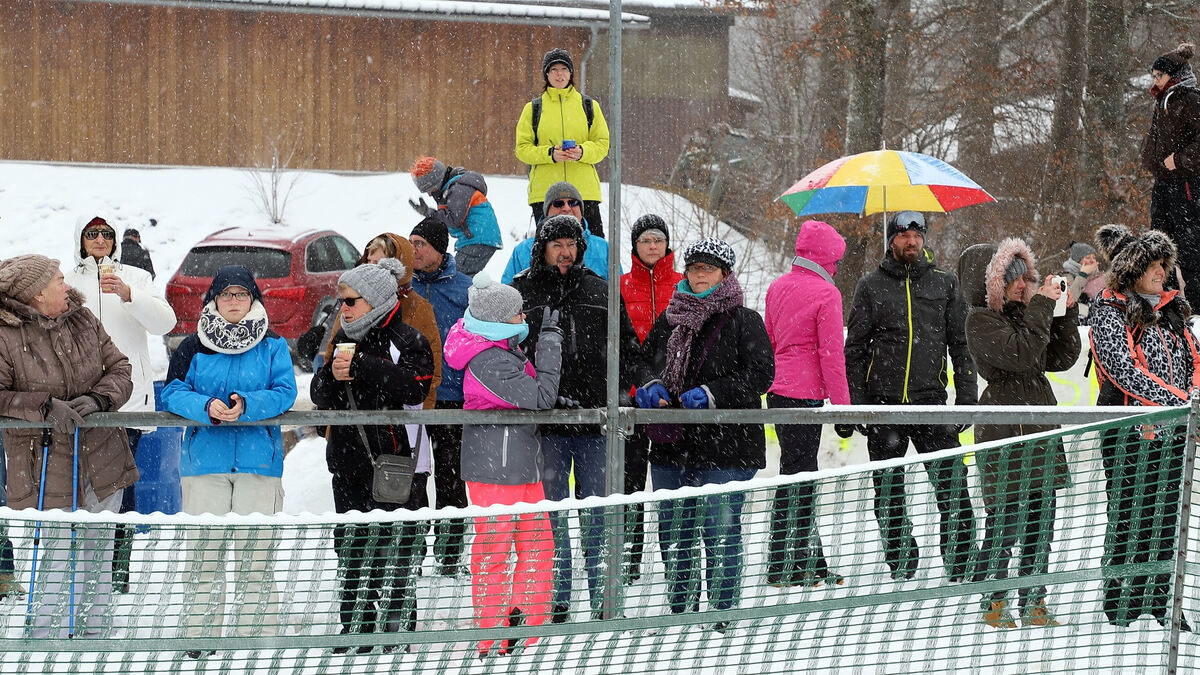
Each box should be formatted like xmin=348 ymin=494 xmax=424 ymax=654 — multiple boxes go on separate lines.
xmin=346 ymin=384 xmax=417 ymax=505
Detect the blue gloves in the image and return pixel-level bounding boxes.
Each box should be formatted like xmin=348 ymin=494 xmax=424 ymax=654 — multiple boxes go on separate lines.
xmin=635 ymin=382 xmax=671 ymax=409
xmin=680 ymin=387 xmax=709 ymax=409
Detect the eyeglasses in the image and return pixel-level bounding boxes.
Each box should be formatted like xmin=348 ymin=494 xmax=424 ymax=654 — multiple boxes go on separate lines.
xmin=83 ymin=229 xmax=116 ymax=241
xmin=217 ymin=291 xmax=252 ymax=301
xmin=686 ymin=262 xmax=720 ymax=274
xmin=340 ymin=296 xmax=365 ymax=307
xmin=637 ymin=236 xmax=667 ymax=245
xmin=550 ymin=199 xmax=582 ymax=209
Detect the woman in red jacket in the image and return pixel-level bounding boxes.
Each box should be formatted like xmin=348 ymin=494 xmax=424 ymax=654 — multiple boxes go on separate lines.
xmin=618 ymin=214 xmax=683 ymax=580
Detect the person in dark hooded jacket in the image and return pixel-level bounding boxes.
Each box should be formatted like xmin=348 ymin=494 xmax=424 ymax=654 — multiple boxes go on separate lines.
xmin=843 ymin=211 xmax=978 ymax=581
xmin=510 ymin=214 xmax=641 ymax=621
xmin=636 ymin=237 xmax=774 ymax=630
xmin=1089 ymin=224 xmax=1199 ymax=631
xmin=408 ymin=156 xmax=503 ymax=276
xmin=311 ymin=258 xmax=434 ymax=652
xmin=958 ymin=239 xmax=1080 ymax=629
xmin=1141 ymin=43 xmax=1200 ymax=306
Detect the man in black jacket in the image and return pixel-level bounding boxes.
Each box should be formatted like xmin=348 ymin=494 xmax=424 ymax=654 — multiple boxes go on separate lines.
xmin=511 ymin=214 xmax=641 ymax=621
xmin=120 ymin=228 xmax=156 ymax=279
xmin=843 ymin=211 xmax=978 ymax=581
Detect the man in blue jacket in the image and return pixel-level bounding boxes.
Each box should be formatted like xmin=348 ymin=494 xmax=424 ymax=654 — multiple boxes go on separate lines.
xmin=409 ymin=217 xmax=473 ymax=576
xmin=502 ymin=182 xmax=621 ymax=283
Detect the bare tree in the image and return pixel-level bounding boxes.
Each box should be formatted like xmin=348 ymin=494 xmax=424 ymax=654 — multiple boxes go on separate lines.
xmin=245 ymin=134 xmax=305 ymax=225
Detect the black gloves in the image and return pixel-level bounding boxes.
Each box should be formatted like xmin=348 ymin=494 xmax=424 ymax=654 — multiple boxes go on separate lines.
xmin=556 ymin=396 xmax=581 ymax=409
xmin=408 ymin=197 xmax=435 ymax=217
xmin=45 ymin=398 xmax=84 ymax=434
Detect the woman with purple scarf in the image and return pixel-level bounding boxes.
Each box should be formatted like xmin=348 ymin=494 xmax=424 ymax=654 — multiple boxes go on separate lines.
xmin=635 ymin=237 xmax=774 ymax=632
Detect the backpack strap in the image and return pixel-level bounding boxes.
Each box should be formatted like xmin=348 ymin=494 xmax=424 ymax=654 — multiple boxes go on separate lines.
xmin=530 ymin=94 xmax=594 ymax=148
xmin=531 ymin=97 xmax=542 ymax=147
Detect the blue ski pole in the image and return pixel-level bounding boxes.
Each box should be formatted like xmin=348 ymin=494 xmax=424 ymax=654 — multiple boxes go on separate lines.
xmin=25 ymin=429 xmax=50 ymax=636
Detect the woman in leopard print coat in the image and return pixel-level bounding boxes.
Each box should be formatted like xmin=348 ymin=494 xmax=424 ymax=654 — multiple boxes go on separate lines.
xmin=1089 ymin=224 xmax=1200 ymax=630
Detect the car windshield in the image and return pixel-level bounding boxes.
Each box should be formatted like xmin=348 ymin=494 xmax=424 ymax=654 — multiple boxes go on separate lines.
xmin=179 ymin=246 xmax=291 ymax=278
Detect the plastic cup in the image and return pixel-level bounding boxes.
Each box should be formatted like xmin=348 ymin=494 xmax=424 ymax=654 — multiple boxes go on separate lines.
xmin=335 ymin=343 xmax=356 ymax=358
xmin=98 ymin=263 xmax=115 ymax=276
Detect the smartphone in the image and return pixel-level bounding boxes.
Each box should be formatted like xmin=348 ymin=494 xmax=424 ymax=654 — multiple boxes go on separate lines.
xmin=561 ymin=140 xmax=577 ymax=150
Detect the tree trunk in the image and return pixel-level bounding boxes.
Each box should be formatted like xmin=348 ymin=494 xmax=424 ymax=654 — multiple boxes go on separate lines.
xmin=1081 ymin=0 xmax=1130 ymax=221
xmin=1040 ymin=0 xmax=1086 ymax=229
xmin=844 ymin=0 xmax=889 ymax=154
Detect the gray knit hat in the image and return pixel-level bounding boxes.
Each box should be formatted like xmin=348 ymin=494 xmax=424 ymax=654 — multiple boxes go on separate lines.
xmin=338 ymin=258 xmax=405 ymax=309
xmin=1068 ymin=241 xmax=1097 ymax=264
xmin=411 ymin=156 xmax=447 ymax=195
xmin=468 ymin=272 xmax=524 ymax=323
xmin=1003 ymin=257 xmax=1028 ymax=286
xmin=544 ymin=181 xmax=583 ymax=207
xmin=0 ymin=254 xmax=61 ymax=304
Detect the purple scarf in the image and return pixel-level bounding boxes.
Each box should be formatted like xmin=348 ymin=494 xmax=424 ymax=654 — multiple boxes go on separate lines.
xmin=661 ymin=274 xmax=744 ymax=394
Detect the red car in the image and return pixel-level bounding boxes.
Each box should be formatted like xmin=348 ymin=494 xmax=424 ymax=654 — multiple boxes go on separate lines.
xmin=165 ymin=227 xmax=360 ymax=370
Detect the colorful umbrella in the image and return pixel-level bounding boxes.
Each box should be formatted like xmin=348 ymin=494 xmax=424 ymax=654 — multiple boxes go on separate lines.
xmin=779 ymin=149 xmax=995 ymax=217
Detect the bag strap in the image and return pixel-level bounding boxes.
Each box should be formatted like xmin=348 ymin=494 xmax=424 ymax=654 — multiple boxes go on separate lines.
xmin=345 ymin=384 xmax=378 ymax=466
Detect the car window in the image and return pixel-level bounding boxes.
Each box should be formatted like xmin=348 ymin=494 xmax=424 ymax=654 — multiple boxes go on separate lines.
xmin=306 ymin=237 xmax=342 ymax=273
xmin=331 ymin=236 xmax=360 ymax=270
xmin=179 ymin=246 xmax=291 ymax=278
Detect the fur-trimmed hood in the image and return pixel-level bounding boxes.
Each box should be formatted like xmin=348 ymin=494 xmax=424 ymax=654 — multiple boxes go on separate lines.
xmin=0 ymin=287 xmax=88 ymax=328
xmin=1094 ymin=224 xmax=1177 ymax=294
xmin=983 ymin=238 xmax=1039 ymax=312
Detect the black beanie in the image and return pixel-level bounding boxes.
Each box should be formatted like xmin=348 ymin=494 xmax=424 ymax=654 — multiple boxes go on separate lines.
xmin=886 ymin=211 xmax=928 ymax=245
xmin=631 ymin=214 xmax=670 ymax=250
xmin=410 ymin=217 xmax=449 ymax=256
xmin=542 ymin=48 xmax=574 ymax=77
xmin=1152 ymin=43 xmax=1195 ymax=77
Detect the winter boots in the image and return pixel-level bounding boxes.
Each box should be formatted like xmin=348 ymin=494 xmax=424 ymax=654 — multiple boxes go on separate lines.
xmin=1021 ymin=600 xmax=1061 ymax=627
xmin=982 ymin=600 xmax=1017 ymax=629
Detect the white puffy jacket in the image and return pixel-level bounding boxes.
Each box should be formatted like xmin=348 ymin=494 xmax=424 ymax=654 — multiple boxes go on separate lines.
xmin=63 ymin=218 xmax=177 ymax=417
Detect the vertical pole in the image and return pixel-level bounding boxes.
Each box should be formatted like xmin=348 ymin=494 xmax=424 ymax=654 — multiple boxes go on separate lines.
xmin=601 ymin=2 xmax=626 ymax=620
xmin=1167 ymin=393 xmax=1199 ymax=674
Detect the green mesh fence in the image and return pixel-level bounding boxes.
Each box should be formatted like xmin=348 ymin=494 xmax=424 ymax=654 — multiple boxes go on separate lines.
xmin=1 ymin=407 xmax=1197 ymax=673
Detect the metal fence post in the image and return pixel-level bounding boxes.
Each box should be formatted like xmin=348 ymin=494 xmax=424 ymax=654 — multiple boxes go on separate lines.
xmin=1167 ymin=391 xmax=1200 ymax=674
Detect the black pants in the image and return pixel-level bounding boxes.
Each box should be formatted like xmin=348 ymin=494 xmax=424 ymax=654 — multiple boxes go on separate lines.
xmin=1151 ymin=177 xmax=1200 ymax=307
xmin=333 ymin=473 xmax=429 ymax=633
xmin=430 ymin=401 xmax=468 ymax=569
xmin=766 ymin=394 xmax=834 ymax=584
xmin=866 ymin=424 xmax=976 ymax=579
xmin=973 ymin=493 xmax=1057 ymax=611
xmin=624 ymin=429 xmax=650 ymax=578
xmin=530 ymin=200 xmax=604 ymax=238
xmin=1100 ymin=425 xmax=1184 ymax=625
xmin=112 ymin=428 xmax=142 ymax=587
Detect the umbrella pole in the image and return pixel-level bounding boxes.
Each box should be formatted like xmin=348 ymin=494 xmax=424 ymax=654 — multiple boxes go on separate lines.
xmin=881 ymin=185 xmax=888 ymax=256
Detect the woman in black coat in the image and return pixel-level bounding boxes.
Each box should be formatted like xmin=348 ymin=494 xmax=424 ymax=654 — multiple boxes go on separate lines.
xmin=311 ymin=258 xmax=434 ymax=653
xmin=635 ymin=237 xmax=774 ymax=631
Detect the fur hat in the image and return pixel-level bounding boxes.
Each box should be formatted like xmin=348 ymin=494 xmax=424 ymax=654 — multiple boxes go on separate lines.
xmin=1095 ymin=224 xmax=1177 ymax=293
xmin=1153 ymin=42 xmax=1195 ymax=77
xmin=410 ymin=217 xmax=449 ymax=256
xmin=544 ymin=181 xmax=583 ymax=207
xmin=631 ymin=214 xmax=670 ymax=254
xmin=410 ymin=156 xmax=446 ymax=194
xmin=339 ymin=258 xmax=406 ymax=309
xmin=984 ymin=238 xmax=1038 ymax=312
xmin=683 ymin=237 xmax=736 ymax=272
xmin=0 ymin=254 xmax=60 ymax=304
xmin=886 ymin=211 xmax=927 ymax=246
xmin=468 ymin=272 xmax=524 ymax=323
xmin=542 ymin=48 xmax=574 ymax=77
xmin=531 ymin=215 xmax=587 ymax=272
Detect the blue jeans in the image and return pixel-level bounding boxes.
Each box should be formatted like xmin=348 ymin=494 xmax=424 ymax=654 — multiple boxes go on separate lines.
xmin=541 ymin=434 xmax=607 ymax=610
xmin=652 ymin=465 xmax=755 ymax=614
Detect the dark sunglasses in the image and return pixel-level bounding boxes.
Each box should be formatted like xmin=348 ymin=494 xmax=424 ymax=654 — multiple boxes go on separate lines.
xmin=340 ymin=296 xmax=365 ymax=307
xmin=550 ymin=199 xmax=581 ymax=209
xmin=83 ymin=229 xmax=116 ymax=241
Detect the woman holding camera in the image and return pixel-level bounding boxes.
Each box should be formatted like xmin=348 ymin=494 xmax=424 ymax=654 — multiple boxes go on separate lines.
xmin=514 ymin=48 xmax=610 ymax=236
xmin=161 ymin=265 xmax=297 ymax=655
xmin=956 ymin=239 xmax=1080 ymax=629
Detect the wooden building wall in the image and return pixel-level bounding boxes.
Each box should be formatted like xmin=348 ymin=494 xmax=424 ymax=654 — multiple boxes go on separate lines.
xmin=0 ymin=0 xmax=728 ymax=188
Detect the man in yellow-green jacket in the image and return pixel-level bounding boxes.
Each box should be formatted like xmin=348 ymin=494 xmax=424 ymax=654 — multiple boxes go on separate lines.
xmin=515 ymin=48 xmax=610 ymax=238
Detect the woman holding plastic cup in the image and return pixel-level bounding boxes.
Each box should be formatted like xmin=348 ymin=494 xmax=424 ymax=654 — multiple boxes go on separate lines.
xmin=514 ymin=47 xmax=610 ymax=236
xmin=311 ymin=258 xmax=434 ymax=653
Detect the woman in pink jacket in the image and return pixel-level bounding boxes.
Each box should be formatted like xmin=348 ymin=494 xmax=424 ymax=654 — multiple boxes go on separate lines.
xmin=763 ymin=219 xmax=850 ymax=587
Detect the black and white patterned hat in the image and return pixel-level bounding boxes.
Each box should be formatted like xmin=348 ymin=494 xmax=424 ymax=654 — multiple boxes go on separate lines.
xmin=683 ymin=237 xmax=735 ymax=271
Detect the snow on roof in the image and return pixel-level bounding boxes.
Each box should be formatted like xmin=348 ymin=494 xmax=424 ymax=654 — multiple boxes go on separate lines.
xmin=93 ymin=0 xmax=651 ymax=25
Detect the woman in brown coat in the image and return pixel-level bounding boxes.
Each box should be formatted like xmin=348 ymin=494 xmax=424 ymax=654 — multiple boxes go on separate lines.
xmin=0 ymin=254 xmax=135 ymax=638
xmin=957 ymin=239 xmax=1080 ymax=629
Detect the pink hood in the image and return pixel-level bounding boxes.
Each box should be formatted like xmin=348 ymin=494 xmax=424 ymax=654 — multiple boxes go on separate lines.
xmin=794 ymin=220 xmax=846 ymax=277
xmin=985 ymin=238 xmax=1038 ymax=312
